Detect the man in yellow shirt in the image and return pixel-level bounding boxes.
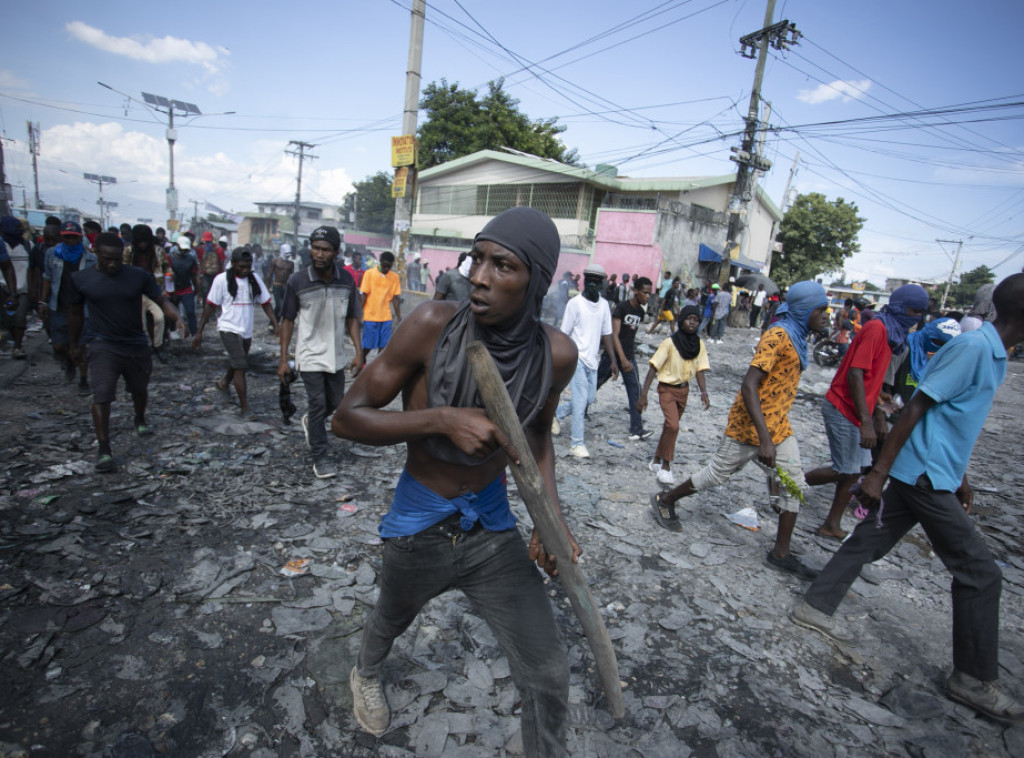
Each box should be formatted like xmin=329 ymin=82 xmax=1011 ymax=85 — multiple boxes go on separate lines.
xmin=359 ymin=251 xmax=402 ymax=355
xmin=650 ymin=282 xmax=829 ymax=579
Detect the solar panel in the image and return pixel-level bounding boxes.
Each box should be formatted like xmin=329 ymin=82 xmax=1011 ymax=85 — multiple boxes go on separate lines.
xmin=83 ymin=173 xmax=100 ymax=182
xmin=175 ymin=100 xmax=202 ymax=115
xmin=142 ymin=92 xmax=171 ymax=108
xmin=101 ymin=176 xmax=117 ymax=184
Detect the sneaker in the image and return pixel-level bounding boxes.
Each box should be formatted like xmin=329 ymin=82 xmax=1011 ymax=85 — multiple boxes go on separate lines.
xmin=312 ymin=458 xmax=338 ymax=479
xmin=551 ymin=417 xmax=561 ymax=436
xmin=628 ymin=430 xmax=654 ymax=441
xmin=650 ymin=493 xmax=682 ymax=532
xmin=11 ymin=347 xmax=26 ymax=360
xmin=350 ymin=667 xmax=390 ymax=736
xmin=95 ymin=452 xmax=115 ymax=473
xmin=656 ymin=468 xmax=675 ymax=485
xmin=136 ymin=423 xmax=154 ymax=437
xmin=301 ymin=413 xmax=311 ymax=449
xmin=648 ymin=458 xmax=660 ymax=473
xmin=767 ymin=551 xmax=820 ymax=581
xmin=946 ymin=670 xmax=1024 ymax=725
xmin=790 ymin=600 xmax=854 ymax=644
xmin=569 ymin=444 xmax=590 ymax=459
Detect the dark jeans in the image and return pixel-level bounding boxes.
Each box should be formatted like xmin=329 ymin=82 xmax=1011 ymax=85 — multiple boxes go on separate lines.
xmin=273 ymin=285 xmax=286 ymax=321
xmin=174 ymin=293 xmax=197 ymax=335
xmin=749 ymin=305 xmax=762 ymax=328
xmin=804 ymin=475 xmax=1002 ymax=681
xmin=358 ymin=524 xmax=568 ymax=757
xmin=300 ymin=370 xmax=346 ymax=459
xmin=597 ymin=353 xmax=643 ymax=434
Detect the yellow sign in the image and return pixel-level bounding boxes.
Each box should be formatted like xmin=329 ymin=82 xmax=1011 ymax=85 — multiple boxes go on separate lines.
xmin=392 ymin=167 xmax=408 ymax=198
xmin=851 ymin=282 xmax=865 ymax=291
xmin=391 ymin=135 xmax=417 ymax=167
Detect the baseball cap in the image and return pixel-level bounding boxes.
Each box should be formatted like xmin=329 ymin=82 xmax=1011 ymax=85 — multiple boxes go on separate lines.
xmin=202 ymin=231 xmax=214 ymax=242
xmin=60 ymin=220 xmax=83 ymax=236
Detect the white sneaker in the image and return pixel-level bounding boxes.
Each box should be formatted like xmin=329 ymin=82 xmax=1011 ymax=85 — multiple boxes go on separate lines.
xmin=551 ymin=417 xmax=561 ymax=436
xmin=570 ymin=444 xmax=590 ymax=459
xmin=657 ymin=468 xmax=675 ymax=485
xmin=648 ymin=458 xmax=660 ymax=473
xmin=350 ymin=667 xmax=390 ymax=736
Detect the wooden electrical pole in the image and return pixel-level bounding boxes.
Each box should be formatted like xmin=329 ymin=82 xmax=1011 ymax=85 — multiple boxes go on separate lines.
xmin=392 ymin=0 xmax=426 ymax=280
xmin=286 ymin=141 xmax=317 ymax=246
xmin=722 ymin=0 xmax=799 ymax=284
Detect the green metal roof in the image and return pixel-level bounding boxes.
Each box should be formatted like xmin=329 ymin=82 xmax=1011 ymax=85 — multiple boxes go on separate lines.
xmin=417 ymin=150 xmax=782 ymax=220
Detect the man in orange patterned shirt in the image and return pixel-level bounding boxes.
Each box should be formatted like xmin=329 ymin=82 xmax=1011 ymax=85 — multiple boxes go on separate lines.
xmin=650 ymin=281 xmax=829 ymax=578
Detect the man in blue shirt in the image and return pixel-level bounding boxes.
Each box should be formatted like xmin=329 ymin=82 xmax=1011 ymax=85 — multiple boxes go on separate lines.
xmin=791 ymin=273 xmax=1024 ymax=725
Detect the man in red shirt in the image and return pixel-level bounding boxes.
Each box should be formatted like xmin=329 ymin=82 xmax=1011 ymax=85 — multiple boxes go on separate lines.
xmin=805 ymin=284 xmax=928 ymax=539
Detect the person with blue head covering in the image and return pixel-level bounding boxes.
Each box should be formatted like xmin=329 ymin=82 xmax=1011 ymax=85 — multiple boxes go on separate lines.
xmin=332 ymin=207 xmax=581 ymax=751
xmin=794 ymin=274 xmax=1024 ymax=726
xmin=805 ymin=283 xmax=929 ymax=541
xmin=651 ymin=281 xmax=829 ymax=580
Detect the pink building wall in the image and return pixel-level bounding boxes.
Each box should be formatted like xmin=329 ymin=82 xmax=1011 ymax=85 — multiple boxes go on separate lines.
xmin=344 ymin=231 xmax=391 ymax=248
xmin=591 ymin=210 xmax=664 ymax=283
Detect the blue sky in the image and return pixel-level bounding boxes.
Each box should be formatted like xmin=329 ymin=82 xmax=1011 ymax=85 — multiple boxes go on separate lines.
xmin=2 ymin=0 xmax=1022 ymax=286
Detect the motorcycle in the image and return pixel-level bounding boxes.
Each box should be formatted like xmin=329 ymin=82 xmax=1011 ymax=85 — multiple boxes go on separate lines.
xmin=812 ymin=331 xmax=842 ymax=368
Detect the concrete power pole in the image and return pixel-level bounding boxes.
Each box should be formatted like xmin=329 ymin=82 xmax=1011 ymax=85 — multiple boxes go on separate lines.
xmin=392 ymin=0 xmax=426 ymax=278
xmin=938 ymin=239 xmax=963 ymax=311
xmin=27 ymin=122 xmax=42 ymax=209
xmin=286 ymin=141 xmax=317 ymax=247
xmin=763 ymin=150 xmax=799 ymax=275
xmin=722 ymin=0 xmax=799 ymax=284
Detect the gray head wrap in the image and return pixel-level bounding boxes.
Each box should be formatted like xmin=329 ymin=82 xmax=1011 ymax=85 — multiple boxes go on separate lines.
xmin=424 ymin=207 xmax=560 ymax=466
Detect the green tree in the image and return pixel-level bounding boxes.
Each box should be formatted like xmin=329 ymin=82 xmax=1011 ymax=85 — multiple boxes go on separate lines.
xmin=773 ymin=193 xmax=865 ymax=288
xmin=417 ymin=78 xmax=578 ymax=168
xmin=948 ymin=265 xmax=995 ymax=307
xmin=341 ymin=172 xmax=395 ymax=235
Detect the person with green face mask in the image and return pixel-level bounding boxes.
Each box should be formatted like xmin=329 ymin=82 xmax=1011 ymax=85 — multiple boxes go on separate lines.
xmin=552 ymin=263 xmax=618 ymax=458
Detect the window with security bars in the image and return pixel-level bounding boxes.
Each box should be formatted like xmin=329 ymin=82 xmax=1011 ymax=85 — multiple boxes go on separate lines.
xmin=421 ymin=183 xmax=589 ymax=221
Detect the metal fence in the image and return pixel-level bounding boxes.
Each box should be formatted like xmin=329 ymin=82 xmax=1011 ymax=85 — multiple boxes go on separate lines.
xmin=419 ymin=182 xmax=591 ymax=221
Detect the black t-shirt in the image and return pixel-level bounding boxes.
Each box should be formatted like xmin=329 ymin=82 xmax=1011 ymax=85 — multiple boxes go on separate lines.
xmin=56 ymin=258 xmax=82 ymax=312
xmin=69 ymin=265 xmax=162 ymax=348
xmin=613 ymin=299 xmax=646 ymax=361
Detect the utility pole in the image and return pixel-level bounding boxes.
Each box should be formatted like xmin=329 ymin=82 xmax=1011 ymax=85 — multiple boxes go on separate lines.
xmin=764 ymin=150 xmax=799 ymax=275
xmin=27 ymin=122 xmax=41 ymax=209
xmin=392 ymin=0 xmax=426 ymax=278
xmin=722 ymin=0 xmax=799 ymax=284
xmin=188 ymin=198 xmax=203 ymax=230
xmin=938 ymin=239 xmax=963 ymax=311
xmin=84 ymin=173 xmax=117 ymax=229
xmin=0 ymin=137 xmax=10 ymax=216
xmin=286 ymin=141 xmax=317 ymax=246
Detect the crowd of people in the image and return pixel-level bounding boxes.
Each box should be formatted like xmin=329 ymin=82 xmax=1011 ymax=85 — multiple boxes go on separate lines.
xmin=1 ymin=206 xmax=1022 ymax=753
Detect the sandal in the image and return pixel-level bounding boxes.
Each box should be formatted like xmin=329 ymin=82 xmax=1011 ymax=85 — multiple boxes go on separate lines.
xmin=650 ymin=493 xmax=682 ymax=533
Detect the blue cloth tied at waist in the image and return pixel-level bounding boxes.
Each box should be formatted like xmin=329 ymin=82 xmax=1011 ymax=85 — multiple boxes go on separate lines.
xmin=378 ymin=469 xmax=517 ymax=538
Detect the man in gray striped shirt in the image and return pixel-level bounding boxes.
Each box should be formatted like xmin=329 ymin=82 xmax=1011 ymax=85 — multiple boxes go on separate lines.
xmin=278 ymin=225 xmax=363 ymax=478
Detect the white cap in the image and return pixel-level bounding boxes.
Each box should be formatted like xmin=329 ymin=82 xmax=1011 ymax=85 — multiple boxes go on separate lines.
xmin=280 ymin=243 xmax=292 ymax=254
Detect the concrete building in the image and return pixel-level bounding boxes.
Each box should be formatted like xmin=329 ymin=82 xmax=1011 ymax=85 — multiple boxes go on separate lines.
xmin=253 ymin=201 xmax=341 ymax=245
xmin=411 ymin=149 xmax=783 ymax=290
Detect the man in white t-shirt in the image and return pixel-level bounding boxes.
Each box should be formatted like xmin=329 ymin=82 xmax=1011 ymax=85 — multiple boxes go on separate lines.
xmin=750 ymin=284 xmax=767 ymax=328
xmin=193 ymin=248 xmax=278 ymax=417
xmin=553 ymin=263 xmax=618 ymax=457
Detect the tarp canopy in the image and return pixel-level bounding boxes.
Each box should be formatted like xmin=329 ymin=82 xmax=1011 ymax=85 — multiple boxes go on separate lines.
xmin=698 ymin=243 xmax=722 ymax=263
xmin=732 ymin=253 xmax=764 ymax=272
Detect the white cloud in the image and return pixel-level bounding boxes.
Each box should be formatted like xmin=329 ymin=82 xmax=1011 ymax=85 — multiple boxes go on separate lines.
xmin=797 ymin=79 xmax=872 ymax=105
xmin=37 ymin=122 xmax=353 ymax=225
xmin=0 ymin=70 xmax=31 ymax=90
xmin=66 ymin=21 xmax=228 ymax=74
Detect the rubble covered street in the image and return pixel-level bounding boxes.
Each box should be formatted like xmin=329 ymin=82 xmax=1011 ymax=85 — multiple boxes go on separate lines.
xmin=1 ymin=301 xmax=1023 ymax=757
